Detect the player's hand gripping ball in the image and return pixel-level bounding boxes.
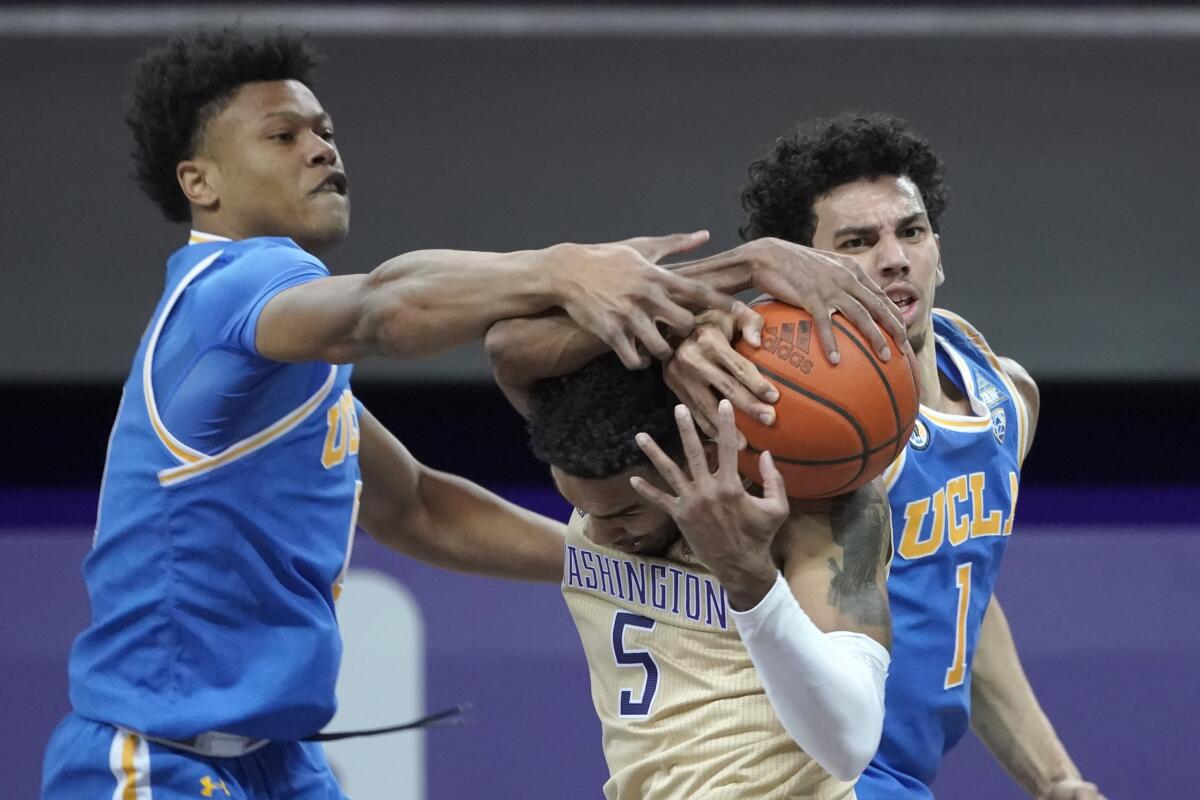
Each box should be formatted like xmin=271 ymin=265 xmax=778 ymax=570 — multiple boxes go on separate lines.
xmin=734 ymin=301 xmax=918 ymax=498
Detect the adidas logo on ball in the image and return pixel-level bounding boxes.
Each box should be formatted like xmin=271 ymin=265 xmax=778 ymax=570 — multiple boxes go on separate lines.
xmin=761 ymin=320 xmax=814 ymax=374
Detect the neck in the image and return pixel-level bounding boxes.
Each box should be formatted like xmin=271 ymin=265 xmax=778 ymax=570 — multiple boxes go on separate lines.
xmin=914 ymin=336 xmax=942 ymax=408
xmin=190 ymin=211 xmax=247 ymax=243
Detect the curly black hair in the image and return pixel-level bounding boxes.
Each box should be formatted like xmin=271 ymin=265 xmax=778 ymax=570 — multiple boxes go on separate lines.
xmin=127 ymin=29 xmax=321 ymax=223
xmin=528 ymin=353 xmax=683 ymax=479
xmin=740 ymin=112 xmax=949 ymax=246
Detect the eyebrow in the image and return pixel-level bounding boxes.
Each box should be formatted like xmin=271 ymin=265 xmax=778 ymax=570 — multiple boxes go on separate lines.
xmin=263 ymin=110 xmax=331 ymax=124
xmin=832 ymin=212 xmax=926 ymax=239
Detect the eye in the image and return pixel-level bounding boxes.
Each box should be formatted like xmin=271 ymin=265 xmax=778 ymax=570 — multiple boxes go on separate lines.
xmin=270 ymin=131 xmax=295 ymax=143
xmin=902 ymin=226 xmax=925 ymax=239
xmin=319 ymin=128 xmax=336 ymax=141
xmin=839 ymin=237 xmax=867 ymax=250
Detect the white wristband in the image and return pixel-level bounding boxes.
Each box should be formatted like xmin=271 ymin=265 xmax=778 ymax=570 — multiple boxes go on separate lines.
xmin=731 ymin=572 xmax=889 ymax=781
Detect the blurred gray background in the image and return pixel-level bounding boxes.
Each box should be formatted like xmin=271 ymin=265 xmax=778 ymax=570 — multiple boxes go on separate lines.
xmin=4 ymin=5 xmax=1198 ymax=799
xmin=3 ymin=4 xmax=1197 ymax=383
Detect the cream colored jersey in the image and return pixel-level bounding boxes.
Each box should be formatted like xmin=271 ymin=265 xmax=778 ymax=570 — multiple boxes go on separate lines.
xmin=562 ymin=510 xmax=856 ymax=800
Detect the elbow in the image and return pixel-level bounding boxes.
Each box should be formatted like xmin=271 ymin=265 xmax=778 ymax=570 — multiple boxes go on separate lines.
xmin=483 ymin=321 xmax=515 ymax=369
xmin=804 ymin=708 xmax=884 ymax=782
xmin=819 ymin=736 xmax=878 ymax=783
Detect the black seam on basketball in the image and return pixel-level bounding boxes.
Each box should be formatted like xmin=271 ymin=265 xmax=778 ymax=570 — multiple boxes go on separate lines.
xmin=831 ymin=318 xmax=905 ymax=462
xmin=744 ymin=434 xmax=900 ymax=466
xmin=753 ymin=363 xmax=870 ymax=494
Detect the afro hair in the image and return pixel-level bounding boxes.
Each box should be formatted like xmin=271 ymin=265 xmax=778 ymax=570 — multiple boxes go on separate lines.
xmin=127 ymin=28 xmax=321 ymax=223
xmin=740 ymin=112 xmax=949 ymax=246
xmin=528 ymin=353 xmax=683 ymax=479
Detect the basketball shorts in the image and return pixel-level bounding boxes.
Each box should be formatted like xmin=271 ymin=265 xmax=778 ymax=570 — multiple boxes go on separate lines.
xmin=42 ymin=712 xmax=347 ymax=799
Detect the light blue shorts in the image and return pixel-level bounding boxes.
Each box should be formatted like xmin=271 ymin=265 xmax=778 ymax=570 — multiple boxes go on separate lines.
xmin=42 ymin=712 xmax=346 ymax=799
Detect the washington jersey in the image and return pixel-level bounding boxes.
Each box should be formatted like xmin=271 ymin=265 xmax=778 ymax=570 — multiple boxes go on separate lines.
xmin=562 ymin=512 xmax=854 ymax=800
xmin=68 ymin=232 xmax=363 ymax=741
xmin=855 ymin=310 xmax=1030 ymax=799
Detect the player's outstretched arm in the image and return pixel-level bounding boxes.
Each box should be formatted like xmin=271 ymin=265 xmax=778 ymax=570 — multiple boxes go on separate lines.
xmin=486 ymin=303 xmax=764 ymax=418
xmin=628 ymin=400 xmax=891 ymax=781
xmin=486 ymin=236 xmax=906 ymax=421
xmin=254 ymin=232 xmax=733 ymax=368
xmin=971 ymin=596 xmax=1105 ymax=800
xmin=355 ymin=406 xmax=563 ymax=582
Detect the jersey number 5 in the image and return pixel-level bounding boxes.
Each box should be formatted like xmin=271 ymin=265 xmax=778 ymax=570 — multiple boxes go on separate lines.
xmin=612 ymin=612 xmax=659 ymax=718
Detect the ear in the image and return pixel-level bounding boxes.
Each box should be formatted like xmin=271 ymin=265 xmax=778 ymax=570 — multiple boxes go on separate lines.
xmin=177 ymin=158 xmax=219 ymax=213
xmin=934 ymin=233 xmax=945 ymax=287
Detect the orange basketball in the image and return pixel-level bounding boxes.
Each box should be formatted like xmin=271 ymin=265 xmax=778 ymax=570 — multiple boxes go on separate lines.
xmin=734 ymin=300 xmax=919 ymax=499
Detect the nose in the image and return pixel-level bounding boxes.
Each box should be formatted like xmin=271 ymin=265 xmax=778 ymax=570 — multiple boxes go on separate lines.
xmin=307 ymin=132 xmax=338 ymax=167
xmin=873 ymin=233 xmax=910 ymax=279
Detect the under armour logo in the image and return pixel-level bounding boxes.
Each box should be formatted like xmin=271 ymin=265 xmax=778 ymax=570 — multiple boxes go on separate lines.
xmin=200 ymin=775 xmax=231 ymax=797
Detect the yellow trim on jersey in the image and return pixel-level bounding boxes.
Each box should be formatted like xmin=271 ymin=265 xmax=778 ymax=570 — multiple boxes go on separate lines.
xmin=157 ymin=365 xmax=338 ymax=486
xmin=882 ymin=446 xmax=908 ymax=491
xmin=188 ymin=229 xmax=232 ymax=245
xmin=934 ymin=308 xmax=1031 ymax=463
xmin=920 ymin=406 xmax=992 ymax=431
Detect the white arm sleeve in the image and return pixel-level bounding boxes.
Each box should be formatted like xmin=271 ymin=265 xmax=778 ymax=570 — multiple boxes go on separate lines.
xmin=730 ymin=572 xmax=890 ymax=781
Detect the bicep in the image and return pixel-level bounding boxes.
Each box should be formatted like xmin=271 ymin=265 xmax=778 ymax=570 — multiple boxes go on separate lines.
xmin=777 ymin=481 xmax=892 ymax=648
xmin=355 ymin=405 xmax=425 ymax=541
xmin=256 ymin=274 xmax=375 ymax=364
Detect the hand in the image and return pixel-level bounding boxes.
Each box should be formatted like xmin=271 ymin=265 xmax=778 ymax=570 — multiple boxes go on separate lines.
xmin=673 ymin=237 xmax=906 ymax=364
xmin=663 ymin=305 xmax=777 ymax=445
xmin=548 ymin=231 xmax=737 ymax=369
xmin=1039 ymin=779 xmax=1106 ymax=800
xmin=629 ymin=400 xmax=787 ymax=610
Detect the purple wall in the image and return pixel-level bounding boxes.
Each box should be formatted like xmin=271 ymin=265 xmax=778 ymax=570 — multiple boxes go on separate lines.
xmin=4 ymin=486 xmax=1196 ymax=798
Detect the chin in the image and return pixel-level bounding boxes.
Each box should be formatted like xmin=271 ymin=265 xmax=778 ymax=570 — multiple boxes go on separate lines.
xmin=301 ymin=217 xmax=350 ymax=254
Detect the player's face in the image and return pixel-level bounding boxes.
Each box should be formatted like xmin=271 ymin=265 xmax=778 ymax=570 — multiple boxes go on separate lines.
xmin=810 ymin=175 xmax=943 ymax=354
xmin=195 ymin=80 xmax=349 ymax=253
xmin=552 ymin=466 xmax=680 ymax=558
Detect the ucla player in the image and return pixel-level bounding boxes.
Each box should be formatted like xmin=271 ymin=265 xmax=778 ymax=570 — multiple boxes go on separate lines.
xmin=40 ymin=29 xmax=761 ymax=799
xmin=666 ymin=114 xmax=1104 ymax=800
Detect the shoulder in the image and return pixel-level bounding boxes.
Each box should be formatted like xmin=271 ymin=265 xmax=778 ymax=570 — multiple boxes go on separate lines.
xmin=222 ymin=237 xmax=329 ymax=275
xmin=193 ymin=239 xmax=329 ymax=304
xmin=773 ymin=481 xmax=890 ymax=560
xmin=997 ymin=355 xmax=1040 ymax=451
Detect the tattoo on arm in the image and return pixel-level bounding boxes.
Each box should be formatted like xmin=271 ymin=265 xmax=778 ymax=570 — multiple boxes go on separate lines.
xmin=826 ymin=486 xmax=890 ymax=627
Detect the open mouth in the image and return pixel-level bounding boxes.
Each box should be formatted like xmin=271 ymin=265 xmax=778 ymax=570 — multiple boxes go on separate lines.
xmin=313 ymin=173 xmax=348 ymax=196
xmin=885 ymin=286 xmax=919 ymax=322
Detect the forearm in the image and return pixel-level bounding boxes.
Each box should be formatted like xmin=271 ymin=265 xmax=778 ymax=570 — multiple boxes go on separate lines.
xmin=482 ymin=254 xmax=755 ymax=410
xmin=971 ymin=597 xmax=1081 ymax=797
xmin=367 ymin=466 xmax=564 ymax=583
xmin=485 ymin=313 xmax=609 ymax=416
xmin=732 ymin=572 xmax=889 ymax=782
xmin=359 ymin=247 xmax=565 ymax=360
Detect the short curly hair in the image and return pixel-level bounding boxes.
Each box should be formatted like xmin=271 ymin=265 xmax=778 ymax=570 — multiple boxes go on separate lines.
xmin=740 ymin=112 xmax=949 ymax=246
xmin=528 ymin=353 xmax=683 ymax=479
xmin=127 ymin=29 xmax=321 ymax=223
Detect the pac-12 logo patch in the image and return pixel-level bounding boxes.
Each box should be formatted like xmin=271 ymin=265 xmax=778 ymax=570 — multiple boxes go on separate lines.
xmin=974 ymin=372 xmax=1008 ymax=409
xmin=909 ymin=419 xmax=931 ymax=450
xmin=991 ymin=408 xmax=1007 ymax=444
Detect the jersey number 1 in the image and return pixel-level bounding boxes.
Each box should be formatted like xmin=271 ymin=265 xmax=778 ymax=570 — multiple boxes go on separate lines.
xmin=944 ymin=562 xmax=972 ymax=689
xmin=612 ymin=612 xmax=659 ymax=718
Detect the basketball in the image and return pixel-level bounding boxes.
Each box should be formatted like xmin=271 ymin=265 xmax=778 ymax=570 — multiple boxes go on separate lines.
xmin=734 ymin=300 xmax=919 ymax=499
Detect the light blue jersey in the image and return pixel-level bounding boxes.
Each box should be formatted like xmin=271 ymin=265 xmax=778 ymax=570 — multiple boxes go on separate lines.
xmin=856 ymin=309 xmax=1030 ymax=799
xmin=66 ymin=232 xmax=363 ymax=742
